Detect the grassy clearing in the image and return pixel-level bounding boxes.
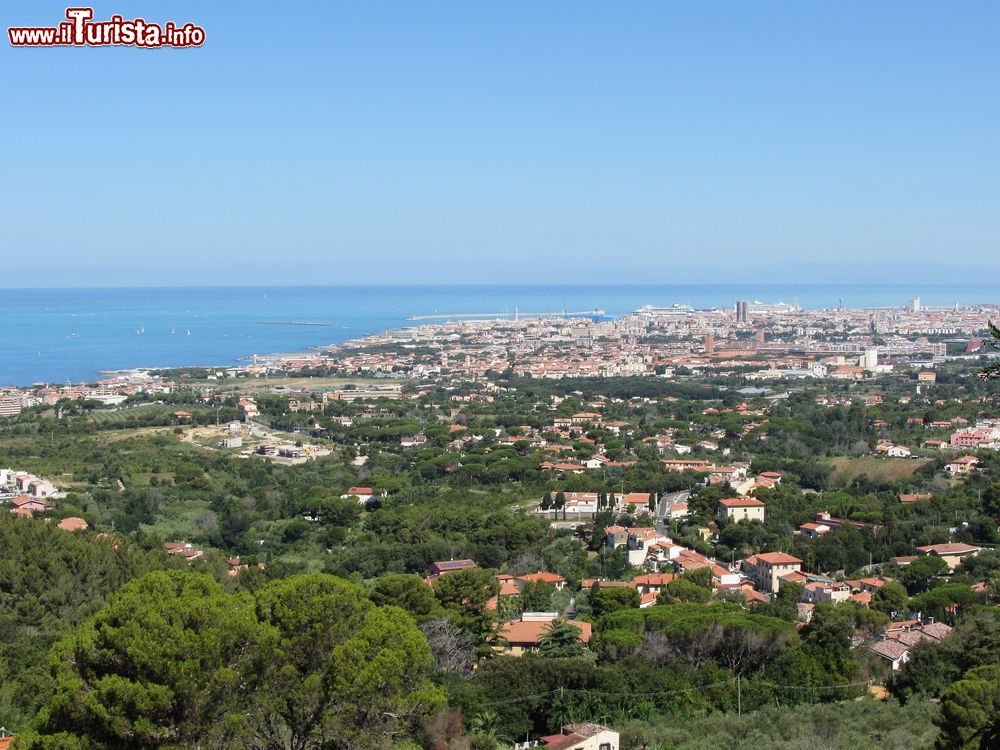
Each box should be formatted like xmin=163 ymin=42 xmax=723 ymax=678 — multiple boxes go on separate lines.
xmin=828 ymin=456 xmax=931 ymax=484
xmin=172 ymin=375 xmax=402 ymax=394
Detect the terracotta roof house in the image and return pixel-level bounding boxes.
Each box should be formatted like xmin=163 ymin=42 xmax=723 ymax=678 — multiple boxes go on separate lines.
xmin=498 ymin=613 xmax=592 ymax=656
xmin=915 ymin=543 xmax=980 ymax=570
xmin=540 ymin=723 xmax=619 ymax=750
xmin=10 ymin=495 xmax=48 ymax=515
xmin=429 ymin=559 xmax=478 ymax=577
xmin=56 ymin=516 xmax=88 ymax=532
xmin=718 ymin=497 xmax=766 ymax=523
xmin=870 ymin=638 xmax=911 ymax=670
xmin=341 ymin=487 xmax=378 ymax=503
xmin=743 ymin=552 xmax=804 ymax=593
xmin=518 ymin=571 xmax=567 ymax=590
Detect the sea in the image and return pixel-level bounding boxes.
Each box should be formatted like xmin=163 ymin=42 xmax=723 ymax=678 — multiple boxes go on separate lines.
xmin=2 ymin=284 xmax=999 ymax=387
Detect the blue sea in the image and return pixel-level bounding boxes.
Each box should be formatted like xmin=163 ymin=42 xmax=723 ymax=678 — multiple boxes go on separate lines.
xmin=2 ymin=284 xmax=999 ymax=386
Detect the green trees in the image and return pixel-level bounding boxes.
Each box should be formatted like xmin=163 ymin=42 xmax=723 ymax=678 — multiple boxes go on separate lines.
xmin=892 ymin=610 xmax=1000 ymax=703
xmin=24 ymin=571 xmax=445 ymax=750
xmin=26 ymin=570 xmax=261 ymax=749
xmin=432 ymin=568 xmax=500 ymax=655
xmin=590 ymin=586 xmax=640 ymax=617
xmin=369 ymin=573 xmax=441 ymax=622
xmin=910 ymin=584 xmax=980 ymax=623
xmin=538 ymin=620 xmax=587 ymax=658
xmin=0 ymin=513 xmax=170 ymax=734
xmin=519 ymin=580 xmax=555 ymax=612
xmin=936 ymin=664 xmax=1000 ymax=748
xmin=656 ymin=578 xmax=710 ymax=604
xmin=250 ymin=575 xmax=445 ymax=749
xmin=872 ymin=581 xmax=910 ymax=618
xmin=900 ymin=555 xmax=950 ymax=594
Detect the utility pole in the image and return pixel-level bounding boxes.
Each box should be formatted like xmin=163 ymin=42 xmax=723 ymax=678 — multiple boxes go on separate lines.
xmin=737 ymin=675 xmax=742 ymax=716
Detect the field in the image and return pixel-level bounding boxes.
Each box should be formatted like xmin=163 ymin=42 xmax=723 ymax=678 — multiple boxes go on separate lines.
xmin=173 ymin=375 xmax=403 ymax=394
xmin=827 ymin=456 xmax=931 ymax=484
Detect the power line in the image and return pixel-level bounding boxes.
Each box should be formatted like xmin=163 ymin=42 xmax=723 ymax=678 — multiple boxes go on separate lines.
xmin=561 ymin=679 xmax=737 ymax=699
xmin=475 ymin=677 xmax=870 ymax=708
xmin=756 ymin=680 xmax=871 ymax=691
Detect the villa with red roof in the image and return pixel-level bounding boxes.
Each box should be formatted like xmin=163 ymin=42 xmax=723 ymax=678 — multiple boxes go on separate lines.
xmin=517 ymin=571 xmax=567 ymax=590
xmin=717 ymin=497 xmax=765 ymax=523
xmin=915 ymin=542 xmax=980 ymax=570
xmin=340 ymin=486 xmax=378 ymax=503
xmin=498 ymin=613 xmax=591 ymax=656
xmin=743 ymin=552 xmax=804 ymax=593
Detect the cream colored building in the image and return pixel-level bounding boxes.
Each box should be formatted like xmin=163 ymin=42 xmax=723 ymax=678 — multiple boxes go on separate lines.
xmin=718 ymin=497 xmax=766 ymax=523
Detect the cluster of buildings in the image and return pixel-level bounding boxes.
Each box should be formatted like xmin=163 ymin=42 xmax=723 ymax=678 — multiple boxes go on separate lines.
xmin=0 ymin=374 xmax=176 ymax=417
xmin=1 ymin=468 xmax=87 ymax=530
xmin=249 ymin=299 xmax=1000 ymax=385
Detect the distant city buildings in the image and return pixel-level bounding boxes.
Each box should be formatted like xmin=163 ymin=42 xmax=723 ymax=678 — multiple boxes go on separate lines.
xmin=735 ymin=299 xmax=749 ymax=323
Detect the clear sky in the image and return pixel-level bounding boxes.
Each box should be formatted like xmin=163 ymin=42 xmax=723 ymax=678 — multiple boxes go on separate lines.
xmin=3 ymin=1 xmax=999 ymax=287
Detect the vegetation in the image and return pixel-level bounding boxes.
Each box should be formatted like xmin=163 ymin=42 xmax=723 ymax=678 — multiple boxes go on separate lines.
xmin=1 ymin=356 xmax=999 ymax=747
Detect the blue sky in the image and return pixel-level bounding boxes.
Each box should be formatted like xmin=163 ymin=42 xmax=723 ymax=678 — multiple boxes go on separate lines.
xmin=2 ymin=1 xmax=999 ymax=286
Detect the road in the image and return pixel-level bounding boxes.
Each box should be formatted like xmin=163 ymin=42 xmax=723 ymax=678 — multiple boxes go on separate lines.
xmin=655 ymin=490 xmax=691 ymax=535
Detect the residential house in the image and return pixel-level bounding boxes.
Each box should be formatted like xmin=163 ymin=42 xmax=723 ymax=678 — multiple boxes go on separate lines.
xmin=341 ymin=486 xmax=377 ymax=503
xmin=801 ymin=580 xmax=852 ymax=605
xmin=718 ymin=497 xmax=766 ymax=523
xmin=743 ymin=552 xmax=804 ymax=593
xmin=946 ymin=456 xmax=979 ymax=475
xmin=630 ymin=572 xmax=676 ymax=596
xmin=429 ymin=559 xmax=478 ymax=577
xmin=498 ymin=613 xmax=591 ymax=656
xmin=625 ymin=528 xmax=670 ymax=566
xmin=661 ymin=458 xmax=711 ymax=472
xmin=10 ymin=496 xmax=48 ymax=515
xmin=870 ymin=638 xmax=910 ymax=671
xmin=915 ymin=542 xmax=980 ymax=571
xmin=798 ymin=521 xmax=832 ymax=538
xmin=164 ymin=541 xmax=203 ymax=561
xmin=871 ymin=620 xmax=954 ymax=670
xmin=614 ymin=492 xmax=653 ymax=513
xmin=538 ymin=723 xmax=619 ymax=750
xmin=517 ymin=572 xmax=567 ymax=591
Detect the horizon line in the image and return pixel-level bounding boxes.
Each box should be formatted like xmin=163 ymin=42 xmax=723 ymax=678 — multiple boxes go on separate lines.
xmin=9 ymin=281 xmax=1000 ymax=292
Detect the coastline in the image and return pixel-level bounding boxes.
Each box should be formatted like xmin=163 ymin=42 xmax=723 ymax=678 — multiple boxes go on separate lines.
xmin=3 ymin=283 xmax=999 ymax=387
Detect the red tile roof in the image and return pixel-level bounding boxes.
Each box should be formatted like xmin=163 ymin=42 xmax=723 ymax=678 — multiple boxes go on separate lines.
xmin=720 ymin=497 xmax=765 ymax=508
xmin=501 ymin=618 xmax=591 ymax=647
xmin=749 ymin=552 xmax=803 ymax=565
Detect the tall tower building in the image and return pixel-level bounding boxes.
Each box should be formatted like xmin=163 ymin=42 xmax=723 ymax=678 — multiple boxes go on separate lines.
xmin=863 ymin=348 xmax=879 ymax=371
xmin=704 ymin=334 xmax=715 ymax=354
xmin=736 ymin=300 xmax=749 ymax=323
